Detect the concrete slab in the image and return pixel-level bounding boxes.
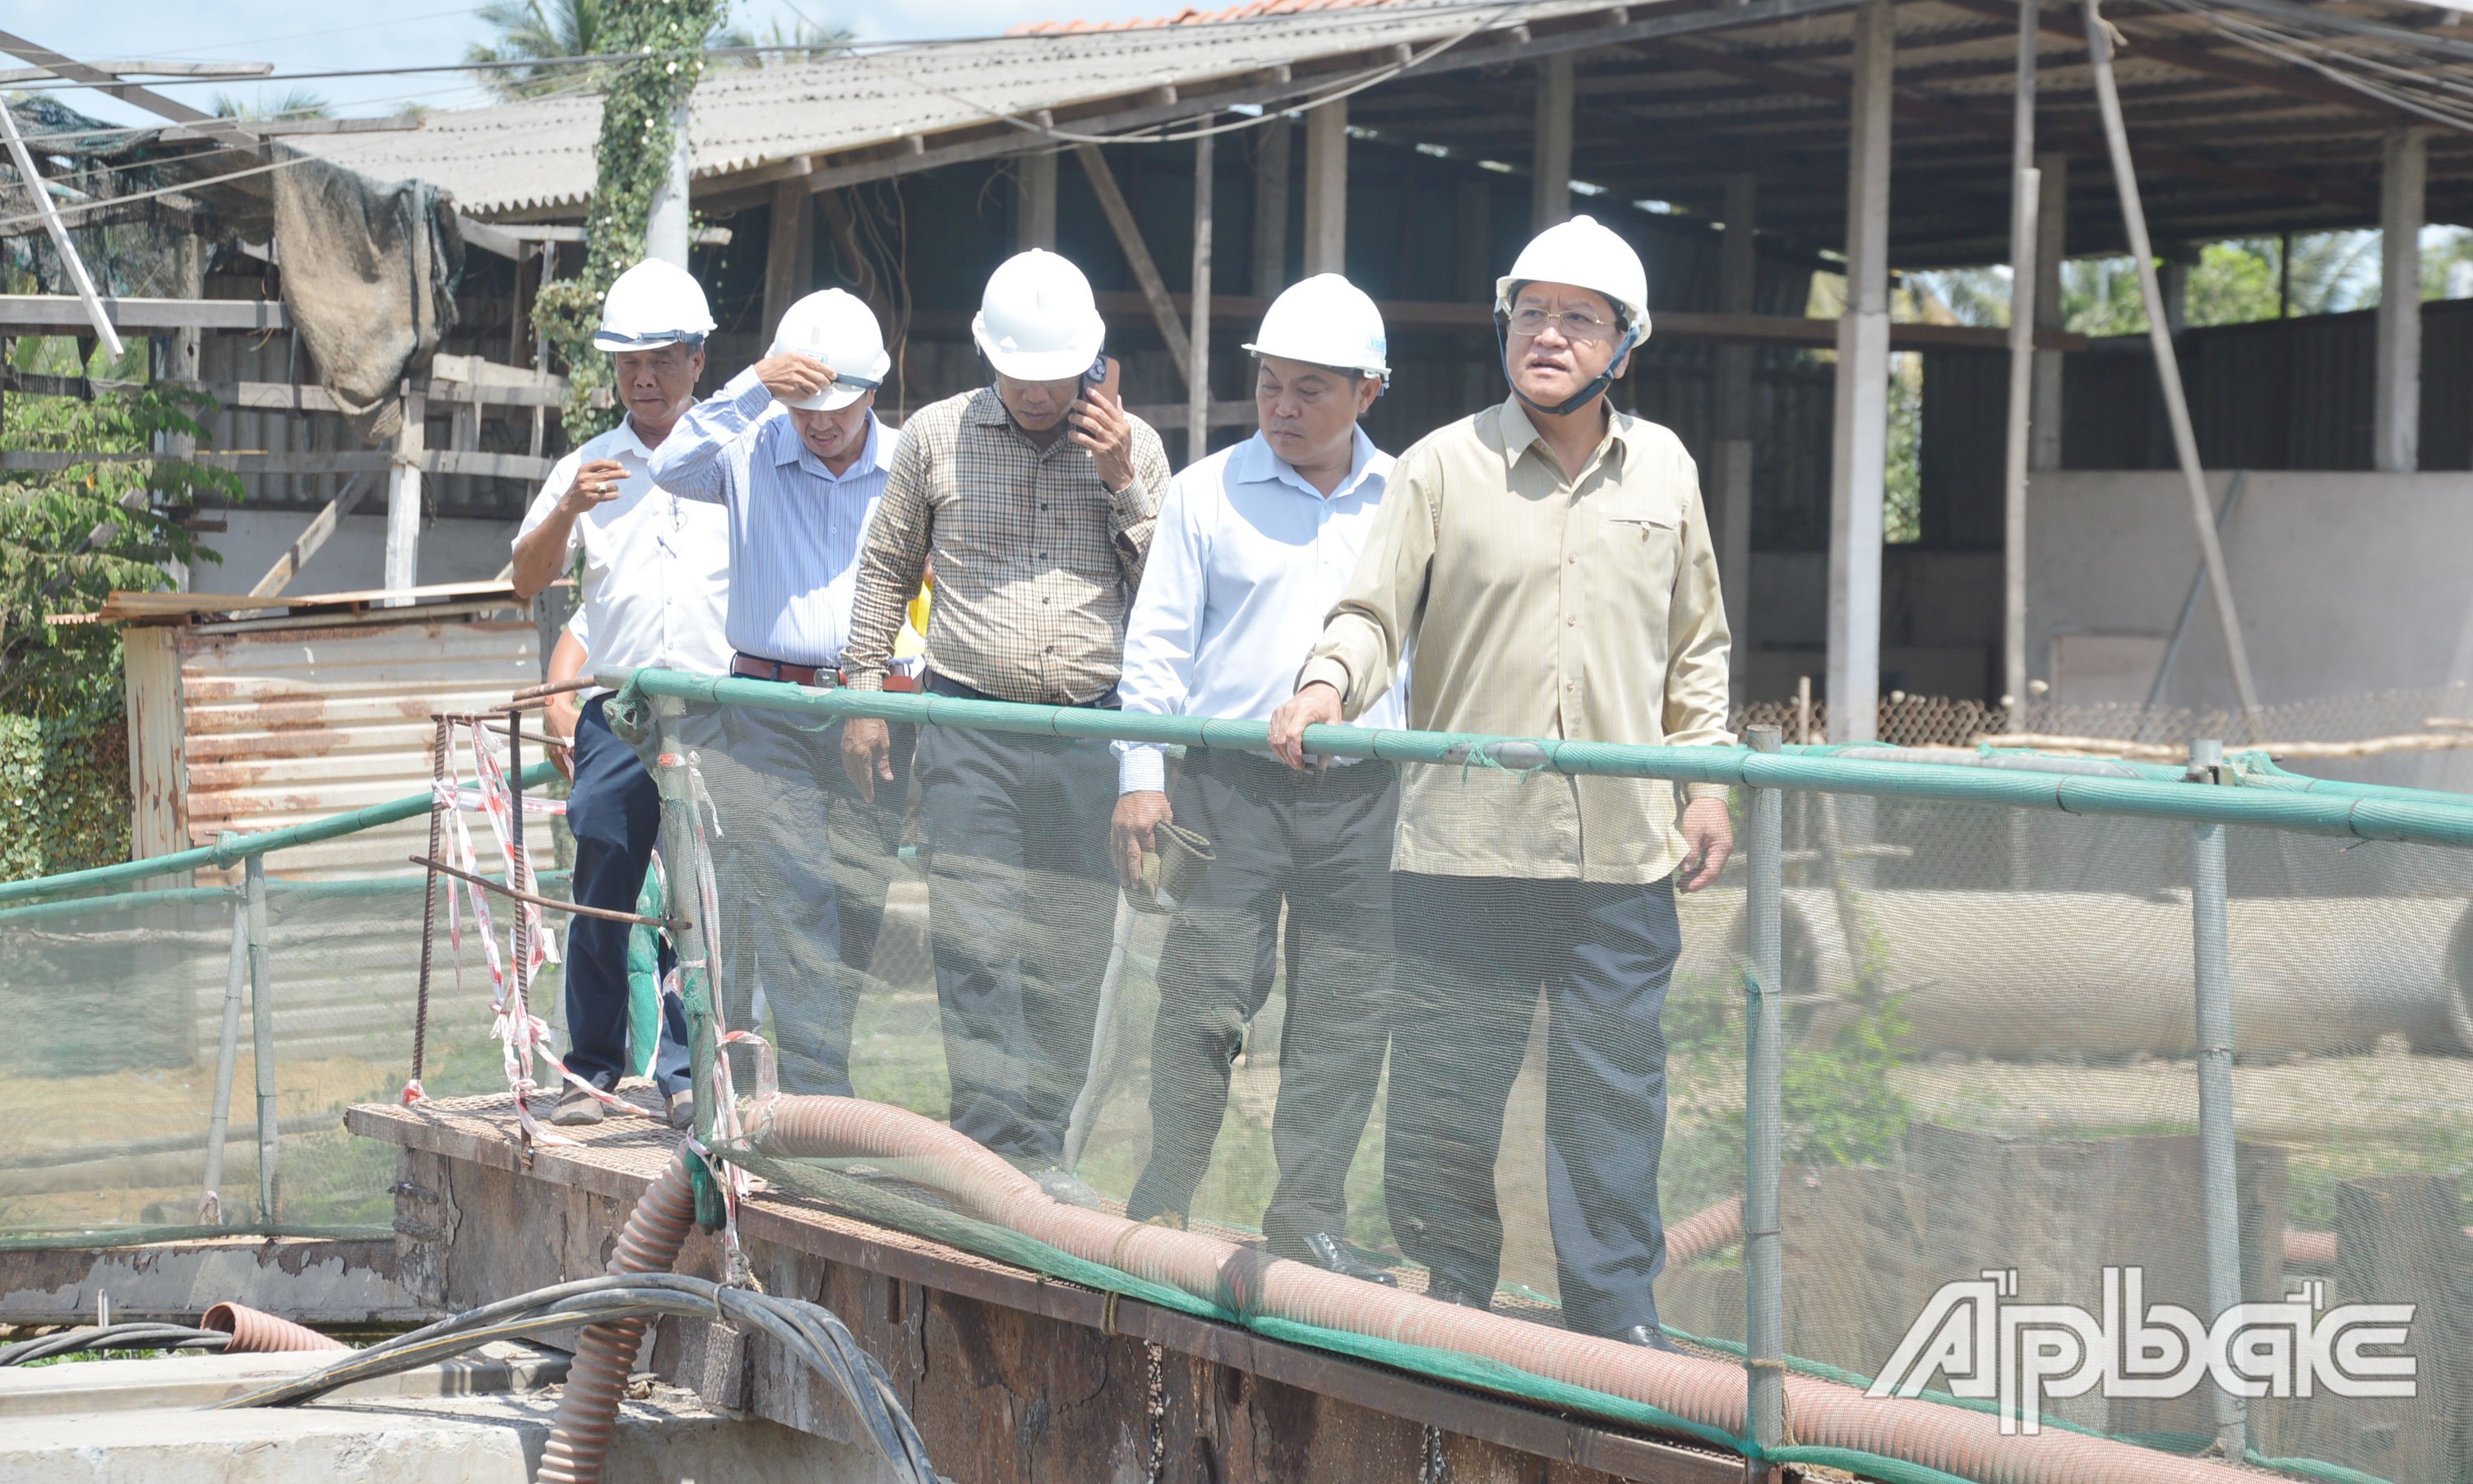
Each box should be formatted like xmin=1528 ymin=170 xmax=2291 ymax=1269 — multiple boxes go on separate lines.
xmin=0 ymin=1341 xmax=566 ymax=1417
xmin=0 ymin=1237 xmax=423 ymax=1326
xmin=0 ymin=1376 xmax=898 ymax=1484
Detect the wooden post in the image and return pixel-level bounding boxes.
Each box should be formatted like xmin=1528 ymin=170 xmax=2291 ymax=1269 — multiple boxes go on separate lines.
xmin=1532 ymin=54 xmax=1574 ymax=231
xmin=1250 ymin=118 xmax=1290 ymax=297
xmin=1187 ymin=130 xmax=1215 ymax=467
xmin=1826 ymin=0 xmax=1893 ymax=743
xmin=1716 ymin=174 xmax=1758 ymax=698
xmin=1302 ymin=99 xmax=1347 ymax=276
xmin=1017 ymin=148 xmax=1058 ymax=253
xmin=384 ymin=385 xmax=426 ymax=601
xmin=2029 ymin=153 xmax=2068 ymax=474
xmin=1075 ymin=143 xmax=1193 ymax=381
xmin=2375 ymin=128 xmax=2429 ymax=474
xmin=2081 ymin=0 xmax=2262 ymax=731
xmin=122 ymin=625 xmax=187 ymax=867
xmin=762 ymin=178 xmax=812 ymax=339
xmin=2002 ymin=0 xmax=2041 ymax=727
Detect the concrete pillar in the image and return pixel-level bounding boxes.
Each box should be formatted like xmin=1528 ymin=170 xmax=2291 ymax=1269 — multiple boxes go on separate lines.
xmin=2030 ymin=152 xmax=2067 ymax=473
xmin=645 ymin=99 xmax=692 ymax=269
xmin=1532 ymin=53 xmax=1574 ymax=231
xmin=1302 ymin=99 xmax=1347 ymax=276
xmin=2375 ymin=127 xmax=2428 ymax=474
xmin=383 ymin=386 xmax=425 ymax=600
xmin=1017 ymin=149 xmax=1058 ymax=253
xmin=1252 ymin=118 xmax=1291 ymax=297
xmin=1826 ymin=0 xmax=1893 ymax=743
xmin=1715 ymin=173 xmax=1758 ymax=700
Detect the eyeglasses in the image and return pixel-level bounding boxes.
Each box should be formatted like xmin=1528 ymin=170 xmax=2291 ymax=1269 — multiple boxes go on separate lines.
xmin=1506 ymin=307 xmax=1619 ymax=341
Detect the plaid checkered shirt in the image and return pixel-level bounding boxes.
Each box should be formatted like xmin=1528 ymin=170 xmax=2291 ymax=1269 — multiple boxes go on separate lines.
xmin=844 ymin=386 xmax=1167 ymax=704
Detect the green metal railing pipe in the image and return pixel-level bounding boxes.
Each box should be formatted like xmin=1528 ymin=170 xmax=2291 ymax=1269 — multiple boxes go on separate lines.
xmin=609 ymin=669 xmax=2473 ymax=849
xmin=0 ymin=761 xmax=561 ymax=907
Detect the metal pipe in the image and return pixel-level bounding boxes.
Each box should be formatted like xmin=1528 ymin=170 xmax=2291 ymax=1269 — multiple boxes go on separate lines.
xmin=2001 ymin=0 xmax=2039 ymax=728
xmin=2081 ymin=0 xmax=2262 ymax=734
xmin=1742 ymin=725 xmax=1785 ymax=1476
xmin=508 ymin=705 xmax=534 ymax=1119
xmin=647 ymin=694 xmax=720 ymax=1143
xmin=197 ymin=878 xmax=246 ymax=1226
xmin=243 ymin=851 xmax=279 ymax=1223
xmin=2189 ymin=738 xmax=2245 ymax=1459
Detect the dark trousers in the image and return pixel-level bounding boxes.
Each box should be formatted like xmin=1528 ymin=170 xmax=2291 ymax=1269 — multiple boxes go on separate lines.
xmin=1384 ymin=871 xmax=1682 ymax=1338
xmin=1126 ymin=752 xmax=1398 ymax=1254
xmin=565 ymin=696 xmax=691 ymax=1098
xmin=679 ymin=703 xmax=911 ymax=1096
xmin=918 ymin=676 xmax=1119 ymax=1164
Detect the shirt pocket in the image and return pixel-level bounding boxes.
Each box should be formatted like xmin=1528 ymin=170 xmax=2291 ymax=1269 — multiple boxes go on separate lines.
xmin=1590 ymin=490 xmax=1682 ymax=613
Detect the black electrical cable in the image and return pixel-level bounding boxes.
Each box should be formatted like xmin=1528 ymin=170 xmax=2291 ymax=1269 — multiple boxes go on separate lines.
xmin=213 ymin=1273 xmax=943 ymax=1484
xmin=0 ymin=1323 xmax=232 ymax=1366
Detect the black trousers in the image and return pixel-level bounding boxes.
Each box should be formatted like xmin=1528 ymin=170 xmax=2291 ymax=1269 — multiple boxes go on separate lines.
xmin=918 ymin=676 xmax=1120 ymax=1164
xmin=1384 ymin=872 xmax=1682 ymax=1339
xmin=562 ymin=696 xmax=691 ymax=1097
xmin=676 ymin=702 xmax=911 ymax=1096
xmin=1126 ymin=752 xmax=1398 ymax=1253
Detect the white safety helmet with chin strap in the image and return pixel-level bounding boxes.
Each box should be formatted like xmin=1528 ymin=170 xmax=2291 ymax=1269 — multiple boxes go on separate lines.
xmin=1493 ymin=215 xmax=1651 ymax=417
xmin=972 ymin=249 xmax=1107 ymax=381
xmin=769 ymin=289 xmax=890 ymax=412
xmin=1243 ymin=273 xmax=1390 ymax=388
xmin=594 ymin=258 xmax=716 ymax=352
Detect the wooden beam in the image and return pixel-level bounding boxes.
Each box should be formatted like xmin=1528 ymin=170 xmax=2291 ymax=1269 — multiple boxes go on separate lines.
xmin=1016 ymin=148 xmax=1057 ymax=252
xmin=0 ymin=296 xmax=287 ymax=334
xmin=0 ymin=28 xmax=264 ymax=155
xmin=761 ymin=179 xmax=811 ymax=342
xmin=1250 ymin=117 xmax=1290 ymax=297
xmin=1073 ymin=142 xmax=1193 ymax=382
xmin=248 ymin=473 xmax=374 ymax=599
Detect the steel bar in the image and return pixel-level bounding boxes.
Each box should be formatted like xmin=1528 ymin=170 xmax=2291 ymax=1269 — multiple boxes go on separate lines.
xmin=243 ymin=852 xmax=279 ymax=1222
xmin=648 ymin=694 xmax=722 ymax=1144
xmin=2188 ymin=737 xmax=2246 ymax=1459
xmin=511 ymin=677 xmax=598 ymax=704
xmin=2081 ymin=0 xmax=2263 ymax=734
xmin=506 ymin=705 xmax=534 ymax=1119
xmin=411 ymin=717 xmax=447 ymax=1093
xmin=197 ymin=883 xmax=247 ymax=1226
xmin=408 ymin=855 xmax=675 ymax=930
xmin=1743 ymin=725 xmax=1786 ymax=1475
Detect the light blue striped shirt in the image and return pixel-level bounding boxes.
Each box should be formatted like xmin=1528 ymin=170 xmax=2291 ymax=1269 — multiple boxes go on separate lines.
xmin=649 ymin=364 xmax=896 ymax=671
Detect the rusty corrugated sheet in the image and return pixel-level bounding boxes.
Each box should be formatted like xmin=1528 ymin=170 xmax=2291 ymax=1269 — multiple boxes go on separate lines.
xmin=178 ymin=613 xmax=540 ymax=880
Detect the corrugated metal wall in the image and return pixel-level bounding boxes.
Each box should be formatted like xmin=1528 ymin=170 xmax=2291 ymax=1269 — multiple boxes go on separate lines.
xmin=177 ymin=612 xmax=540 ymax=880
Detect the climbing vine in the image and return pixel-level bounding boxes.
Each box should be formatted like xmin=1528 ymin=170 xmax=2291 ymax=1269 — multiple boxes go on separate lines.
xmin=532 ymin=0 xmax=726 ymax=440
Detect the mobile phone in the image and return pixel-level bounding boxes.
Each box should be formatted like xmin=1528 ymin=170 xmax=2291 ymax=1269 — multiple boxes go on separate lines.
xmin=1082 ymin=354 xmax=1121 ymax=404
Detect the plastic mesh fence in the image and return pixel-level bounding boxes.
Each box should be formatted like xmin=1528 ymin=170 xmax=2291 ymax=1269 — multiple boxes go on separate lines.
xmin=630 ymin=677 xmax=2472 ymax=1484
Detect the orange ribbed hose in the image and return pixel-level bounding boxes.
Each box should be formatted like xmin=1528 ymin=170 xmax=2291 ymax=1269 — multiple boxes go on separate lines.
xmin=199 ymin=1301 xmax=349 ymax=1352
xmin=537 ymin=1154 xmax=697 ymax=1484
xmin=750 ymin=1094 xmax=2260 ymax=1484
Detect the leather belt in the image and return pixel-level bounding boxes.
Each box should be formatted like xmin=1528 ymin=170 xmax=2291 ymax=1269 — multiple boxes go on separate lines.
xmin=732 ymin=653 xmax=829 ymax=687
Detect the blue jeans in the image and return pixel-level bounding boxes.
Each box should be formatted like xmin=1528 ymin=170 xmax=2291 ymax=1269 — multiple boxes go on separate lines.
xmin=1384 ymin=871 xmax=1681 ymax=1338
xmin=564 ymin=696 xmax=691 ymax=1098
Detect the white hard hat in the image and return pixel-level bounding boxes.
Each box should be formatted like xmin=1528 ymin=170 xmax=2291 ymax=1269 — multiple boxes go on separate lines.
xmin=1243 ymin=273 xmax=1389 ymax=386
xmin=972 ymin=249 xmax=1107 ymax=381
xmin=769 ymin=289 xmax=890 ymax=412
xmin=1495 ymin=215 xmax=1651 ymax=340
xmin=594 ymin=259 xmax=715 ymax=352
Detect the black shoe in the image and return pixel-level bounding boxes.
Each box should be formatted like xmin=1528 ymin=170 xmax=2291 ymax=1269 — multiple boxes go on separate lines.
xmin=549 ymin=1085 xmax=605 ymax=1126
xmin=1616 ymin=1323 xmax=1684 ymax=1353
xmin=1282 ymin=1232 xmax=1398 ymax=1287
xmin=665 ymin=1091 xmax=695 ymax=1131
xmin=1418 ymin=1269 xmax=1493 ymax=1311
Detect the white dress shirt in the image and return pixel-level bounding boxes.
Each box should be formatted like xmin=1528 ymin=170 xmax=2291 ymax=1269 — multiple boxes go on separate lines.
xmin=515 ymin=416 xmax=732 ymax=696
xmin=1116 ymin=428 xmax=1402 ymax=793
xmin=647 ymin=364 xmax=896 ymax=671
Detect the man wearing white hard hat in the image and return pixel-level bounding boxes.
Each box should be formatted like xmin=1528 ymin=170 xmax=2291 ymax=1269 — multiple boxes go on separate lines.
xmin=645 ymin=287 xmax=906 ymax=1098
xmin=840 ymin=249 xmax=1168 ymax=1201
xmin=1269 ymin=217 xmax=1734 ymax=1348
xmin=511 ymin=257 xmax=727 ymax=1130
xmin=1107 ymin=274 xmax=1403 ymax=1281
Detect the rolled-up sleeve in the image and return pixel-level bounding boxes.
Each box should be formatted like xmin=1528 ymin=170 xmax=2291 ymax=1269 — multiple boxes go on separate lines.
xmin=1298 ymin=443 xmax=1439 ymax=722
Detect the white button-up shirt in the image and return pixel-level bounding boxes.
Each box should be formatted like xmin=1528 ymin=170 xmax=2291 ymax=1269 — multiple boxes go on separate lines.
xmin=647 ymin=364 xmax=896 ymax=671
xmin=1116 ymin=428 xmax=1401 ymax=793
xmin=515 ymin=416 xmax=732 ymax=695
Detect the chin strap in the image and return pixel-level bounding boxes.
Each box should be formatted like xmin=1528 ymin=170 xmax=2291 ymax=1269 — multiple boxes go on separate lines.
xmin=1494 ymin=312 xmax=1640 ymax=418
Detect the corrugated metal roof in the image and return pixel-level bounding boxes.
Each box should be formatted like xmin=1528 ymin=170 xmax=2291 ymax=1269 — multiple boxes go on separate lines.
xmin=292 ymin=0 xmax=1616 ymax=215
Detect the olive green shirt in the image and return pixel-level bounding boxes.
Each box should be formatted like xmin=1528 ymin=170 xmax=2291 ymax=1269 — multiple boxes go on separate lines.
xmin=1297 ymin=398 xmax=1733 ymax=883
